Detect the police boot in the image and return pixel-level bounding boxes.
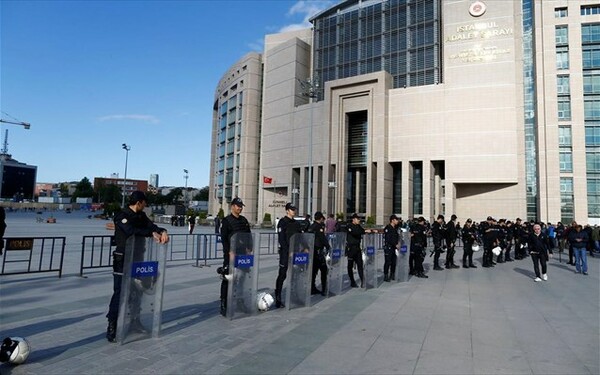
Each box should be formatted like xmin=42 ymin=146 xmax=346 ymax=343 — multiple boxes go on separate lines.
xmin=106 ymin=320 xmax=117 ymax=343
xmin=320 ymin=280 xmax=327 ymax=296
xmin=275 ymin=290 xmax=285 ymax=308
xmin=384 ymin=274 xmax=390 ymax=282
xmin=220 ymin=299 xmax=227 ymax=317
xmin=311 ymin=286 xmax=321 ymax=295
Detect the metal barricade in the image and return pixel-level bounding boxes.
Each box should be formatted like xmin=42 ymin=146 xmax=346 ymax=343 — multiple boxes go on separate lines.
xmin=1 ymin=237 xmax=66 ymax=278
xmin=80 ymin=235 xmax=114 ymax=276
xmin=258 ymin=233 xmax=278 ymax=255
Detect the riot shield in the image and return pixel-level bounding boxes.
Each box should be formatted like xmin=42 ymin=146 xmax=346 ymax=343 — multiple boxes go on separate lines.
xmin=117 ymin=236 xmax=167 ymax=345
xmin=285 ymin=233 xmax=315 ymax=310
xmin=226 ymin=232 xmax=259 ymax=319
xmin=396 ymin=229 xmax=410 ymax=282
xmin=326 ymin=232 xmax=346 ymax=297
xmin=363 ymin=233 xmax=378 ymax=289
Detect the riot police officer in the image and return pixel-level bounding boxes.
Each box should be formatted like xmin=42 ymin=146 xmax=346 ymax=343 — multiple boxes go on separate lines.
xmin=308 ymin=211 xmax=330 ymax=295
xmin=410 ymin=216 xmax=429 ymax=278
xmin=383 ymin=214 xmax=400 ymax=281
xmin=346 ymin=213 xmax=370 ymax=287
xmin=445 ymin=214 xmax=459 ymax=269
xmin=274 ymin=202 xmax=302 ymax=308
xmin=482 ymin=216 xmax=500 ymax=267
xmin=431 ymin=215 xmax=446 ymax=270
xmin=219 ymin=197 xmax=251 ymax=316
xmin=106 ymin=191 xmax=169 ymax=343
xmin=461 ymin=219 xmax=478 ymax=268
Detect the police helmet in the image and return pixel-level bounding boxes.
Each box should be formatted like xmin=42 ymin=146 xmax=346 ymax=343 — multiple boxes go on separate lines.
xmin=0 ymin=337 xmax=31 ymax=365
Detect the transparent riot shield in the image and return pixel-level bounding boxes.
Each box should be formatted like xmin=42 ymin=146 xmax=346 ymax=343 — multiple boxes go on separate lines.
xmin=363 ymin=233 xmax=378 ymax=289
xmin=117 ymin=236 xmax=167 ymax=345
xmin=326 ymin=232 xmax=346 ymax=297
xmin=396 ymin=230 xmax=410 ymax=282
xmin=285 ymin=233 xmax=315 ymax=310
xmin=226 ymin=232 xmax=259 ymax=319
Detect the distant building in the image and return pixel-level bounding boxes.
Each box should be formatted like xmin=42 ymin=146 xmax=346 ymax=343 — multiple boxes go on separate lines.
xmin=149 ymin=174 xmax=159 ymax=188
xmin=94 ymin=177 xmax=148 ymax=197
xmin=0 ymin=154 xmax=37 ymax=201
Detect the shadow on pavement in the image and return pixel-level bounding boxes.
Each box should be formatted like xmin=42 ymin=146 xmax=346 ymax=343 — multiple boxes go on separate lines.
xmin=1 ymin=313 xmax=103 ymax=338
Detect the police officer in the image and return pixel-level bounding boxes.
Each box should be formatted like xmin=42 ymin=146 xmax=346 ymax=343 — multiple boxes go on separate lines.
xmin=482 ymin=216 xmax=500 ymax=267
xmin=445 ymin=214 xmax=459 ymax=269
xmin=219 ymin=197 xmax=251 ymax=316
xmin=461 ymin=219 xmax=477 ymax=268
xmin=410 ymin=216 xmax=429 ymax=278
xmin=431 ymin=215 xmax=446 ymax=270
xmin=106 ymin=191 xmax=169 ymax=343
xmin=274 ymin=202 xmax=302 ymax=308
xmin=383 ymin=214 xmax=400 ymax=282
xmin=346 ymin=213 xmax=370 ymax=287
xmin=308 ymin=211 xmax=330 ymax=296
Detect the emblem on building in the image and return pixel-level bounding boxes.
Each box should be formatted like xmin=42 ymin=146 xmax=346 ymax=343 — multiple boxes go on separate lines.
xmin=469 ymin=1 xmax=486 ymax=17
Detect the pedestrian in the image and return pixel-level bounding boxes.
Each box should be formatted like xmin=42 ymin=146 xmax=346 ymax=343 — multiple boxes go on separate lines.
xmin=568 ymin=224 xmax=589 ymax=275
xmin=325 ymin=213 xmax=337 ymax=234
xmin=219 ymin=198 xmax=251 ymax=316
xmin=188 ymin=214 xmax=196 ymax=234
xmin=383 ymin=214 xmax=400 ymax=281
xmin=308 ymin=211 xmax=329 ymax=295
xmin=274 ymin=202 xmax=302 ymax=308
xmin=527 ymin=223 xmax=552 ymax=282
xmin=346 ymin=213 xmax=371 ymax=287
xmin=214 ymin=214 xmax=221 ymax=234
xmin=106 ymin=191 xmax=169 ymax=343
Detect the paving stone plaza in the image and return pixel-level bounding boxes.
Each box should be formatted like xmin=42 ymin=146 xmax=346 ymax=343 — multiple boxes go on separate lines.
xmin=0 ymin=211 xmax=598 ymax=374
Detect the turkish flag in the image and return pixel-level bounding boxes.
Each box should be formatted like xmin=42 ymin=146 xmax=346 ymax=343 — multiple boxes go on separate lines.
xmin=263 ymin=176 xmax=273 ymax=184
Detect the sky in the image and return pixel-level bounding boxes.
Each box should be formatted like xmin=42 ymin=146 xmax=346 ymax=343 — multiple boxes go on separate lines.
xmin=0 ymin=0 xmax=334 ymax=189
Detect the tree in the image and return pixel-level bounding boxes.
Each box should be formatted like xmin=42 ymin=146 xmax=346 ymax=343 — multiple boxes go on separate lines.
xmin=165 ymin=188 xmax=183 ymax=204
xmin=71 ymin=177 xmax=94 ymax=202
xmin=194 ymin=186 xmax=209 ymax=201
xmin=59 ymin=183 xmax=70 ymax=197
xmin=97 ymin=184 xmax=122 ymax=205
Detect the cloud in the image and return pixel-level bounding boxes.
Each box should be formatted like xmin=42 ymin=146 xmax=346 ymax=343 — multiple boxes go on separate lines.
xmin=98 ymin=114 xmax=160 ymax=124
xmin=248 ymin=38 xmax=264 ymax=52
xmin=278 ymin=1 xmax=334 ymax=33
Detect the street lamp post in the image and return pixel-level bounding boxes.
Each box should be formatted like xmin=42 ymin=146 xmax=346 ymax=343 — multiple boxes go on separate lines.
xmin=183 ymin=169 xmax=189 ymax=207
xmin=121 ymin=143 xmax=131 ymax=208
xmin=299 ymin=76 xmax=319 ymax=216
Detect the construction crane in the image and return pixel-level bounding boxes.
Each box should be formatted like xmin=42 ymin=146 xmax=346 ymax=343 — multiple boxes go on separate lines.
xmin=0 ymin=119 xmax=31 ymax=129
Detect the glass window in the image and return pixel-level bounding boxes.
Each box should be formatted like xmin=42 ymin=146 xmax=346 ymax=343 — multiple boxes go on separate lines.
xmin=559 ymin=150 xmax=573 ymax=172
xmin=555 ymin=7 xmax=568 ymax=18
xmin=557 ymin=75 xmax=570 ymax=94
xmin=584 ymin=99 xmax=600 ymax=120
xmin=586 ymin=126 xmax=600 ymax=146
xmin=583 ymin=45 xmax=600 ymax=69
xmin=556 ymin=47 xmax=569 ymax=70
xmin=581 ymin=5 xmax=600 ymax=16
xmin=584 ymin=73 xmax=600 ymax=94
xmin=560 ymin=177 xmax=574 ymax=222
xmin=586 ymin=151 xmax=600 ymax=172
xmin=556 ymin=26 xmax=568 ymax=45
xmin=558 ymin=97 xmax=572 ymax=119
xmin=582 ymin=24 xmax=600 ymax=44
xmin=559 ymin=126 xmax=572 ymax=146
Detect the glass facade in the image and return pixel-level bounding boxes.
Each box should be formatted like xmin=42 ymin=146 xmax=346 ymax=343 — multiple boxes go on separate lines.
xmin=312 ymin=0 xmax=441 ymax=96
xmin=583 ymin=23 xmax=600 ymax=218
xmin=522 ymin=0 xmax=538 ymax=220
xmin=215 ymin=92 xmax=243 ymax=203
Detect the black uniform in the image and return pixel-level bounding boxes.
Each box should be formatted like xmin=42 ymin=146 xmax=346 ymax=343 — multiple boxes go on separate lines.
xmin=383 ymin=223 xmax=400 ymax=281
xmin=482 ymin=222 xmax=500 ymax=267
xmin=308 ymin=221 xmax=330 ymax=295
xmin=219 ymin=213 xmax=251 ymax=315
xmin=346 ymin=222 xmax=366 ymax=287
xmin=106 ymin=207 xmax=166 ymax=330
xmin=461 ymin=223 xmax=477 ymax=268
xmin=528 ymin=230 xmax=552 ymax=278
xmin=445 ymin=221 xmax=459 ymax=268
xmin=275 ymin=216 xmax=302 ymax=306
xmin=431 ymin=220 xmax=446 ymax=270
xmin=410 ymin=222 xmax=428 ymax=278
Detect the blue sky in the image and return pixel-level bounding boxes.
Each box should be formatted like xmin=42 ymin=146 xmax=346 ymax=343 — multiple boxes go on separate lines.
xmin=1 ymin=0 xmax=333 ymax=189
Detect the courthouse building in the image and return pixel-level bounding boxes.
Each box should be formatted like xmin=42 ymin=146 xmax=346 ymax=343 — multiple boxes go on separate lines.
xmin=209 ymin=0 xmax=600 ymax=225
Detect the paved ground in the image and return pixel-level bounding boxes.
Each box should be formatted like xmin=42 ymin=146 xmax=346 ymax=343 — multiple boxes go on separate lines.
xmin=0 ymin=211 xmax=599 ymax=374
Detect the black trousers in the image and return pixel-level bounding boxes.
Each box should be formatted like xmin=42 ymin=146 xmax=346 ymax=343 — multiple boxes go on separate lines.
xmin=383 ymin=247 xmax=397 ymax=277
xmin=531 ymin=252 xmax=547 ymax=278
xmin=347 ymin=245 xmax=364 ymax=284
xmin=275 ymin=250 xmax=289 ymax=299
xmin=312 ymin=251 xmax=328 ymax=290
xmin=462 ymin=242 xmax=474 ymax=266
xmin=107 ymin=274 xmax=142 ymax=322
xmin=412 ymin=250 xmax=425 ymax=273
